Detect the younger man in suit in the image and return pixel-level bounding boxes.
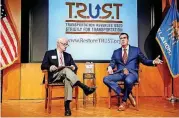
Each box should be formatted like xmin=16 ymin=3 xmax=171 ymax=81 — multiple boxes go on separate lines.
xmin=41 ymin=37 xmax=96 ymax=116
xmin=103 ymin=33 xmax=163 ymax=111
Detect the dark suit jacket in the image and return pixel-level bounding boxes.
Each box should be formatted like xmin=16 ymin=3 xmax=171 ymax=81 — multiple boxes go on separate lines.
xmin=41 ymin=49 xmax=78 ymax=83
xmin=109 ymin=45 xmax=154 ymax=78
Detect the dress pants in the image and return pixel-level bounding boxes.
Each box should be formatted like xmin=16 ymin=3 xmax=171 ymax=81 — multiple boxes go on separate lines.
xmin=52 ymin=68 xmax=79 ymax=101
xmin=103 ymin=73 xmax=137 ymax=101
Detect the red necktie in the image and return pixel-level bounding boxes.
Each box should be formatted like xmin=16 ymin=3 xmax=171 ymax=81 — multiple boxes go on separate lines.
xmin=122 ymin=48 xmax=128 ymax=64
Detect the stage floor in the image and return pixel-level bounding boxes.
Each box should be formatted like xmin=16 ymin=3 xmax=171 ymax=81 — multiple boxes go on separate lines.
xmin=1 ymin=97 xmax=179 ymax=117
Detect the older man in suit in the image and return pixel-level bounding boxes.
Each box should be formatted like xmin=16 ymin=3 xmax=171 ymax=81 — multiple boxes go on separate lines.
xmin=41 ymin=37 xmax=96 ymax=116
xmin=103 ymin=33 xmax=162 ymax=111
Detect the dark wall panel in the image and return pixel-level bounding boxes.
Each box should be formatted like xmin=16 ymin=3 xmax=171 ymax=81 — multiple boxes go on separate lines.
xmin=21 ymin=0 xmax=48 ymax=62
xmin=30 ymin=0 xmax=48 ymax=62
xmin=138 ymin=0 xmax=152 ymax=57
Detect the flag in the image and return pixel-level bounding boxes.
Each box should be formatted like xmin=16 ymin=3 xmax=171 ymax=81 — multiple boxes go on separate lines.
xmin=0 ymin=3 xmax=18 ymax=70
xmin=156 ymin=0 xmax=179 ymax=78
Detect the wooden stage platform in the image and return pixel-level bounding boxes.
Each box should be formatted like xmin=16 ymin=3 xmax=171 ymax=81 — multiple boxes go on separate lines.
xmin=1 ymin=97 xmax=179 ymax=117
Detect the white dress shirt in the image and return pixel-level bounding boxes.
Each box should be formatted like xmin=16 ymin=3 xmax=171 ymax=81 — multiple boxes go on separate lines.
xmin=122 ymin=45 xmax=129 ymax=57
xmin=57 ymin=49 xmax=65 ymax=66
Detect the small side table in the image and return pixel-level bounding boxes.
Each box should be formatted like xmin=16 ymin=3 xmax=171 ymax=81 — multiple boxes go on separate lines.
xmin=83 ymin=73 xmax=96 ymax=106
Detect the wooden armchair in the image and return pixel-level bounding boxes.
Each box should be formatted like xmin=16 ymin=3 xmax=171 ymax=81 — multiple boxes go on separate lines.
xmin=108 ymin=70 xmax=141 ymax=111
xmin=42 ymin=70 xmax=79 ymax=113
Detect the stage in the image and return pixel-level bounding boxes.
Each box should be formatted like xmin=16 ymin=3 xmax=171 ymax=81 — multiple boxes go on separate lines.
xmin=1 ymin=97 xmax=179 ymax=117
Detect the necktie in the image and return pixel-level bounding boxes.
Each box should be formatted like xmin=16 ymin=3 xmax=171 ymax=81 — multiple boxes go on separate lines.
xmin=59 ymin=53 xmax=63 ymax=66
xmin=122 ymin=48 xmax=128 ymax=64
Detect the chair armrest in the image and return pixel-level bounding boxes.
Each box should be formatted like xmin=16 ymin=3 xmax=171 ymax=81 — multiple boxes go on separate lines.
xmin=42 ymin=70 xmax=48 ymax=88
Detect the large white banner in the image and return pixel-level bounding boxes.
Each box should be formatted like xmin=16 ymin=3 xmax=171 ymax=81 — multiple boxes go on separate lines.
xmin=48 ymin=0 xmax=138 ymax=61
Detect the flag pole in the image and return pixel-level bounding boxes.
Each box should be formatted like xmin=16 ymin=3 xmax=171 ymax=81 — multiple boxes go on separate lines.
xmin=167 ymin=77 xmax=179 ymax=103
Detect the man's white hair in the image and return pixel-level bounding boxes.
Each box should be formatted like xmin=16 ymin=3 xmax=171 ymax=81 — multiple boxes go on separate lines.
xmin=57 ymin=37 xmax=68 ymax=43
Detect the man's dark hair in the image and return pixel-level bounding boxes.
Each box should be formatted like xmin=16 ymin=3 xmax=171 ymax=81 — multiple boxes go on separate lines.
xmin=119 ymin=33 xmax=129 ymax=39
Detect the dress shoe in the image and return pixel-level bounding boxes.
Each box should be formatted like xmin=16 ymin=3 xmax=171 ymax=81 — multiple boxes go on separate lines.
xmin=65 ymin=109 xmax=71 ymax=116
xmin=84 ymin=87 xmax=96 ymax=96
xmin=118 ymin=102 xmax=129 ymax=111
xmin=128 ymin=93 xmax=136 ymax=107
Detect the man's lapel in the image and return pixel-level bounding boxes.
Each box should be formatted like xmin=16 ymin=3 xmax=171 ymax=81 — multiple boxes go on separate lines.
xmin=54 ymin=49 xmax=59 ymax=66
xmin=126 ymin=45 xmax=132 ymax=63
xmin=119 ymin=48 xmax=124 ymax=64
xmin=63 ymin=52 xmax=67 ymax=66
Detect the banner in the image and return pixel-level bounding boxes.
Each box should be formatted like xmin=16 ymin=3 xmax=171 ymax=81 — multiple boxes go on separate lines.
xmin=48 ymin=0 xmax=138 ymax=61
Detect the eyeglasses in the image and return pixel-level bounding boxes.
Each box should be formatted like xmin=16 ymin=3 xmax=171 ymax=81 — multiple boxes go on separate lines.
xmin=60 ymin=42 xmax=69 ymax=47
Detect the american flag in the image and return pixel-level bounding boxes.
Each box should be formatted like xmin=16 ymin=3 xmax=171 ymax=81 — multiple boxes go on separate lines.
xmin=0 ymin=3 xmax=18 ymax=70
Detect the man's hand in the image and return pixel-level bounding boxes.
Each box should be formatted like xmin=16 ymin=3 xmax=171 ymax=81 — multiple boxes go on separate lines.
xmin=153 ymin=55 xmax=163 ymax=65
xmin=70 ymin=65 xmax=75 ymax=70
xmin=50 ymin=65 xmax=58 ymax=72
xmin=123 ymin=68 xmax=129 ymax=75
xmin=107 ymin=66 xmax=113 ymax=74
